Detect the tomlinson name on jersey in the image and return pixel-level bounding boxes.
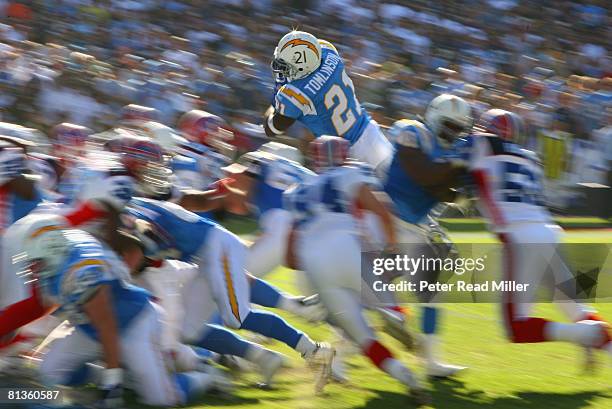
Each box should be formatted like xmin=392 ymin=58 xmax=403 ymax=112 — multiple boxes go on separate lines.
xmin=303 ymin=52 xmax=342 ymax=95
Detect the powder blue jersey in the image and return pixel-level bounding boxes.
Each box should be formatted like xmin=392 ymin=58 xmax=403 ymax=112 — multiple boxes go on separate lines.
xmin=40 ymin=230 xmax=150 ymax=340
xmin=383 ymin=119 xmax=448 ymax=224
xmin=274 ymin=42 xmax=370 ymax=144
xmin=283 ymin=162 xmax=379 ymax=226
xmin=127 ymin=197 xmax=216 ymax=261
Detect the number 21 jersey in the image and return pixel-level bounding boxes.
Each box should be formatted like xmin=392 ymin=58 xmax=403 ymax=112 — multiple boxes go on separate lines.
xmin=274 ymin=41 xmax=370 ymax=144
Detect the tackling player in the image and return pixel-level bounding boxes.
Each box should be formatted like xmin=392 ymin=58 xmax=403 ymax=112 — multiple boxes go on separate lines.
xmin=453 ymin=109 xmax=611 ymax=357
xmin=283 ymin=136 xmax=429 ymax=404
xmin=126 ymin=198 xmax=335 ymax=393
xmin=263 ymin=31 xmax=393 ymax=174
xmin=18 ymin=214 xmax=227 ymax=407
xmin=381 ymin=94 xmax=472 ymax=377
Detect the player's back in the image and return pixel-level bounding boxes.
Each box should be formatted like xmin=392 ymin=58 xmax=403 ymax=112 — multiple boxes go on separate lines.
xmin=251 ymin=155 xmax=316 ymax=218
xmin=128 ymin=197 xmax=216 ymax=260
xmin=457 ymin=133 xmax=551 ymax=229
xmin=275 ymin=44 xmax=370 ymax=143
xmin=283 ymin=162 xmax=379 ymax=228
xmin=174 ymin=141 xmax=230 ymax=189
xmin=42 ymin=229 xmax=150 ymax=335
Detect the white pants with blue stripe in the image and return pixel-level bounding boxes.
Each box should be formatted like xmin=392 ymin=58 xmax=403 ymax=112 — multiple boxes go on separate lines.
xmin=185 ymin=225 xmax=251 ymax=331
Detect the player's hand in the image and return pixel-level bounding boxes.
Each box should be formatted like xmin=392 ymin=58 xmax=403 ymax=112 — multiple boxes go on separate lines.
xmin=96 ymin=368 xmax=124 ymax=408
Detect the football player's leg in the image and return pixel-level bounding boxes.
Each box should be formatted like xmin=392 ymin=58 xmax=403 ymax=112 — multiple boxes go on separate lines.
xmin=121 ymin=302 xmax=226 ymax=406
xmin=191 ymin=321 xmax=285 ymax=385
xmin=348 ymin=120 xmax=394 ymax=176
xmin=396 ymin=222 xmax=464 ymax=376
xmin=134 ymin=259 xmax=199 ymax=355
xmin=249 ymin=276 xmax=326 ymax=323
xmin=500 ymin=231 xmax=552 ymax=343
xmin=303 ymin=229 xmax=423 ymax=395
xmin=39 ymin=327 xmax=100 ymax=387
xmin=501 ymin=229 xmax=602 ymax=346
xmin=246 ymin=208 xmax=292 ymax=278
xmin=201 ymin=227 xmax=251 ymax=330
xmin=203 ymin=228 xmax=315 ymax=350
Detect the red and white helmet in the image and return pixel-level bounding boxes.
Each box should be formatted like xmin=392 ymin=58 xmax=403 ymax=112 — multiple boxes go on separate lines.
xmin=177 ymin=110 xmax=233 ymax=147
xmin=104 ymin=134 xmax=171 ymax=197
xmin=121 ymin=104 xmax=159 ymax=125
xmin=308 ymin=135 xmax=349 ymax=172
xmin=49 ymin=123 xmax=90 ymax=164
xmin=478 ymin=109 xmax=525 ymax=142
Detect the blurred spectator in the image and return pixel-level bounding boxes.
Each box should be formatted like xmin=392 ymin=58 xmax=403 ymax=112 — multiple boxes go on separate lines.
xmin=0 ymin=0 xmax=606 ymax=207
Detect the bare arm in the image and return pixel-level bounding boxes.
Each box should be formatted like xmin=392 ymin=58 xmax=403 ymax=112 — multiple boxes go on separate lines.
xmin=263 ymin=108 xmax=296 ymax=138
xmin=179 ymin=189 xmax=227 ymax=213
xmin=397 ymin=146 xmax=466 ymax=201
xmin=356 ymin=185 xmax=397 ymax=248
xmin=82 ymin=285 xmax=120 ymax=369
xmin=6 ymin=175 xmax=38 ymax=200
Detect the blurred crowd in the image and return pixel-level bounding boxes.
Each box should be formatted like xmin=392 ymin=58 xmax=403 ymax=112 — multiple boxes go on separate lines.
xmin=0 ymin=0 xmax=610 ymax=190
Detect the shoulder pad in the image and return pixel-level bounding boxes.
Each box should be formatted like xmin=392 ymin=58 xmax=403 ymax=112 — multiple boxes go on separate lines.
xmin=318 ymin=39 xmax=338 ymax=53
xmin=277 ymin=84 xmax=317 ymax=115
xmin=389 ymin=119 xmax=430 ymax=149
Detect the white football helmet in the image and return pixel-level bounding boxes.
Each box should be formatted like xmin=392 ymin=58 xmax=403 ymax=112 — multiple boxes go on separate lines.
xmin=21 ymin=213 xmax=70 ymax=278
xmin=272 ymin=31 xmax=322 ymax=82
xmin=424 ymin=94 xmax=473 ymax=145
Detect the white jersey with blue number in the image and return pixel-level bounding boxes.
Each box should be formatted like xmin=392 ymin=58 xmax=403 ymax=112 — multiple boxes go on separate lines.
xmin=172 ymin=141 xmax=230 ymax=190
xmin=249 ymin=156 xmax=315 ymax=221
xmin=454 ymin=133 xmax=551 ymax=230
xmin=58 ymin=154 xmax=134 ymax=212
xmin=274 ymin=41 xmax=370 ymax=144
xmin=283 ymin=162 xmax=380 ymax=227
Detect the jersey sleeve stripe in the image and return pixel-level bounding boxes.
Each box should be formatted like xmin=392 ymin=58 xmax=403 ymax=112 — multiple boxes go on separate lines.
xmin=318 ymin=39 xmax=338 ymax=53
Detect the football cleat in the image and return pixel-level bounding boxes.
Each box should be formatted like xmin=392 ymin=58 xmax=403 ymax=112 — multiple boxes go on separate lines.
xmin=304 ymin=342 xmax=335 ymax=394
xmin=256 ymin=350 xmax=286 ymax=387
xmin=286 ymin=295 xmax=327 ymax=323
xmin=426 ymin=362 xmax=467 ymax=379
xmin=378 ymin=307 xmax=415 ymax=351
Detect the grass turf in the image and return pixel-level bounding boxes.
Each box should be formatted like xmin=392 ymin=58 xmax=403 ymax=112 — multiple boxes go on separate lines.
xmin=179 ymin=229 xmax=611 ymax=409
xmin=4 ymin=227 xmax=610 ymax=408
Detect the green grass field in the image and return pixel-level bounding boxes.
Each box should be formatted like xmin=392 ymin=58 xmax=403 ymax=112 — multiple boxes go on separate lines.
xmin=182 ymin=228 xmax=612 ymax=409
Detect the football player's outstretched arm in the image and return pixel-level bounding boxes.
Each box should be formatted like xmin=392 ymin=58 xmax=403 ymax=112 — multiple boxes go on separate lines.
xmin=356 ymin=185 xmax=397 ymax=249
xmin=179 ymin=177 xmax=244 ymax=213
xmin=398 ymin=146 xmax=466 ymax=198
